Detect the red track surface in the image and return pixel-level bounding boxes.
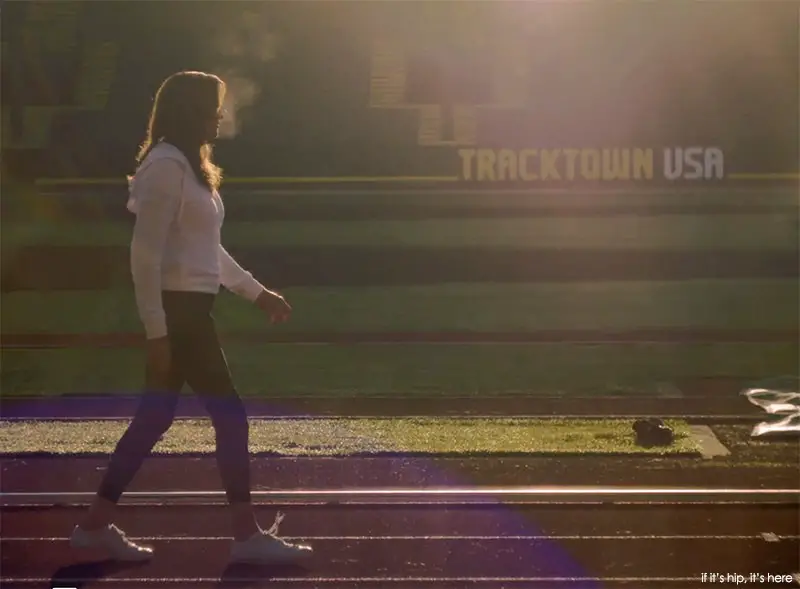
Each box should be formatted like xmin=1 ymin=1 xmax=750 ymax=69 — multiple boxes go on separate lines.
xmin=2 ymin=504 xmax=798 ymax=588
xmin=4 ymin=455 xmax=800 ymax=493
xmin=2 ymin=453 xmax=799 ymax=588
xmin=7 ymin=504 xmax=796 ymax=538
xmin=1 ymin=391 xmax=798 ymax=587
xmin=0 ymin=387 xmax=766 ymax=419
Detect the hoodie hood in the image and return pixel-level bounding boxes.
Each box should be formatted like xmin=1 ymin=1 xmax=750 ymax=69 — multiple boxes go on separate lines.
xmin=126 ymin=142 xmax=188 ymax=215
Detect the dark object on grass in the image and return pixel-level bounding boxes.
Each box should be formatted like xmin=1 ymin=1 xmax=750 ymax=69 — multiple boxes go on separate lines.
xmin=633 ymin=418 xmax=675 ymax=447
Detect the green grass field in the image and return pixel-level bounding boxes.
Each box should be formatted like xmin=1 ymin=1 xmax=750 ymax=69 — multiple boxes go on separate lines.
xmin=3 ymin=215 xmax=798 ymax=249
xmin=3 ymin=280 xmax=797 ymax=397
xmin=2 ymin=342 xmax=796 ymax=397
xmin=0 ymin=418 xmax=699 ymax=456
xmin=2 ymin=188 xmax=797 ymax=399
xmin=2 ymin=280 xmax=797 ymax=334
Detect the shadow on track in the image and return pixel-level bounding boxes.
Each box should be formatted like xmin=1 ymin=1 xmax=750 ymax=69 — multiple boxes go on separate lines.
xmin=50 ymin=559 xmax=148 ymax=588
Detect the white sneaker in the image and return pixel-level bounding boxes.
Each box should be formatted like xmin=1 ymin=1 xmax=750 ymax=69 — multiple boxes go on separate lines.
xmin=70 ymin=524 xmax=154 ymax=561
xmin=230 ymin=512 xmax=313 ymax=566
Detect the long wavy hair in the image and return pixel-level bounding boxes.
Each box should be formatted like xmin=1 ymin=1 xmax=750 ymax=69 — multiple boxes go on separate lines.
xmin=133 ymin=71 xmax=225 ymax=191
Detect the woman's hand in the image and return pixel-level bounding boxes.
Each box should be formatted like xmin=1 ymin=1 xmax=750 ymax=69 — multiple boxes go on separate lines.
xmin=145 ymin=336 xmax=172 ymax=383
xmin=255 ymin=289 xmax=292 ymax=324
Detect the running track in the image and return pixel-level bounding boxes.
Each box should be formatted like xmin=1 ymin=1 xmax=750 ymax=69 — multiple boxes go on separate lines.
xmin=2 ymin=393 xmax=798 ymax=587
xmin=2 ymin=501 xmax=799 ymax=588
xmin=2 ymin=455 xmax=799 ymax=588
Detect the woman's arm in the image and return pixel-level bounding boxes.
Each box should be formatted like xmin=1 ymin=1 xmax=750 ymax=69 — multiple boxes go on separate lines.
xmin=219 ymin=244 xmax=265 ymax=302
xmin=130 ymin=158 xmax=183 ymax=339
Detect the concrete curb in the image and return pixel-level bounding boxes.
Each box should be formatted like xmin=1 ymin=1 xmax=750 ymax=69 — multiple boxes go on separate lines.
xmin=689 ymin=425 xmax=732 ymax=459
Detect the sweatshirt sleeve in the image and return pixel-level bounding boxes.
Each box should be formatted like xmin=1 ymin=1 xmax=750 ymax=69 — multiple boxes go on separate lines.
xmin=129 ymin=158 xmax=184 ymax=339
xmin=219 ymin=244 xmax=265 ymax=302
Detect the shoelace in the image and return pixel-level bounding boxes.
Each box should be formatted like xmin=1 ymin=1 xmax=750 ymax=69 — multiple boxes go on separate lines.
xmin=264 ymin=511 xmax=298 ymax=546
xmin=108 ymin=524 xmax=141 ymax=548
xmin=265 ymin=511 xmax=285 ymax=537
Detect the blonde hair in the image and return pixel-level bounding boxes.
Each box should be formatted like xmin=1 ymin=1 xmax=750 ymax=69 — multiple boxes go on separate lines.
xmin=133 ymin=71 xmax=225 ymax=190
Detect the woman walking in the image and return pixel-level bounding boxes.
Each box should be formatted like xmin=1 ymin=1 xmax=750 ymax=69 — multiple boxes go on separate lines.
xmin=70 ymin=71 xmax=312 ymax=566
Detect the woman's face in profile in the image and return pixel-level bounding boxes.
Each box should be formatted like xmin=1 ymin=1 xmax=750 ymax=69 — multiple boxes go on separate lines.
xmin=206 ymin=107 xmax=224 ymax=141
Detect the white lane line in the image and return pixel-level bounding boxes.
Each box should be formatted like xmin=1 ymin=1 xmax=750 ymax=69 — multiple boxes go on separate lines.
xmin=0 ymin=576 xmax=747 ymax=584
xmin=3 ymin=534 xmax=797 ymax=541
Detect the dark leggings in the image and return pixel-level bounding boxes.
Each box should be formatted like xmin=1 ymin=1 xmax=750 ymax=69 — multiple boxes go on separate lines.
xmin=97 ymin=291 xmax=251 ymax=504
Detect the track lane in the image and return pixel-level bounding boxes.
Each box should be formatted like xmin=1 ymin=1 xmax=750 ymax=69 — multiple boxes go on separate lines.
xmin=3 ymin=505 xmax=798 ymax=538
xmin=6 ymin=577 xmax=800 ymax=589
xmin=4 ymin=457 xmax=800 ymax=492
xmin=2 ymin=537 xmax=798 ymax=578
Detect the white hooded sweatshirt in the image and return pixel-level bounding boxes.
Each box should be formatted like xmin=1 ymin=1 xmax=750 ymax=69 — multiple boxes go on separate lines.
xmin=126 ymin=141 xmax=264 ymax=340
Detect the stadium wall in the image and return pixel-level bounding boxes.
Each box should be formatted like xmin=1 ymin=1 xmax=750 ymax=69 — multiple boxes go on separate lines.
xmin=2 ymin=1 xmax=798 ymax=186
